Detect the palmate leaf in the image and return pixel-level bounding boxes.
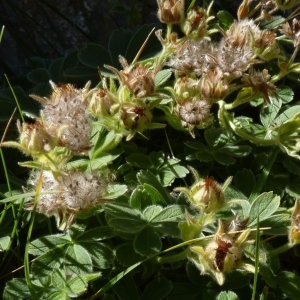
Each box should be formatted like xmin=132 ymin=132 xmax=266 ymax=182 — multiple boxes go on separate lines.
xmin=186 ymin=128 xmax=252 ymax=165
xmin=29 ymin=224 xmax=114 ymax=278
xmin=126 ymin=151 xmax=189 ymax=186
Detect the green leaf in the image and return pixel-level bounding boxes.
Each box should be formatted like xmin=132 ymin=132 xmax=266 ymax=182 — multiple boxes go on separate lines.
xmin=260 ymin=97 xmax=282 ymax=128
xmin=277 ymin=86 xmax=294 ymax=103
xmin=145 ymin=184 xmax=168 ymax=206
xmin=277 ymin=271 xmax=300 ymax=300
xmin=283 ymin=157 xmax=300 ymax=175
xmin=75 ymin=227 xmax=115 ymax=242
xmin=261 ymin=15 xmax=286 ymax=29
xmin=115 ymin=242 xmax=144 ymax=266
xmin=167 ymin=283 xmax=202 ymax=299
xmin=91 ymin=127 xmax=123 ymax=159
xmin=259 ymin=214 xmax=290 ymax=235
xmin=234 ymin=169 xmax=256 ymax=197
xmin=248 ymin=192 xmax=281 ymax=226
xmin=51 ymin=269 xmax=66 ymax=289
xmin=194 ymin=148 xmax=213 ymax=162
xmin=125 ymin=24 xmax=161 ymax=62
xmin=64 ymin=244 xmax=93 ymax=275
xmin=81 ymin=242 xmax=114 ymax=270
xmin=108 ymin=28 xmax=133 ymax=67
xmin=134 ymin=225 xmax=162 ymax=255
xmin=272 ymin=105 xmax=300 ymax=127
xmin=112 ymin=274 xmax=140 ymax=300
xmin=137 ymin=170 xmax=173 ymax=204
xmin=130 ymin=185 xmax=154 ymax=210
xmin=154 ymin=69 xmax=172 ymax=87
xmin=213 ymin=151 xmax=236 ymax=165
xmin=151 ymin=205 xmax=185 ymax=223
xmin=158 ymin=160 xmax=189 ymax=186
xmin=217 ymin=11 xmax=235 ymax=30
xmin=217 ymin=291 xmax=239 ymax=300
xmin=63 ymin=66 xmax=99 ymax=80
xmin=66 ymin=276 xmax=88 ymax=296
xmin=0 ymin=235 xmax=10 ymax=251
xmin=259 ymin=264 xmax=277 ymax=288
xmin=3 ymin=278 xmax=30 ymax=299
xmin=31 ymin=247 xmax=66 ymax=276
xmin=29 ymin=235 xmax=71 ymax=256
xmin=27 ymin=68 xmax=51 ymax=84
xmin=126 ymin=153 xmax=155 ymax=169
xmin=47 ymin=291 xmax=68 ymax=300
xmin=104 ymin=184 xmax=128 ymax=199
xmin=141 ymin=278 xmax=172 ymax=300
xmin=229 ymin=199 xmax=251 ymax=221
xmin=49 ymin=58 xmax=64 ymax=83
xmin=105 ymin=203 xmax=147 ymax=233
xmin=84 ymin=153 xmax=121 ymax=171
xmin=143 ymin=205 xmax=163 ymax=222
xmin=78 ymin=43 xmax=111 ymax=69
xmin=205 ymin=128 xmax=227 ymax=149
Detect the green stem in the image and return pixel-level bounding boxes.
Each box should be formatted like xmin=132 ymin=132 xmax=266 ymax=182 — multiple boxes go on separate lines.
xmin=224 ymin=94 xmax=257 ymax=110
xmin=267 ymin=243 xmax=293 ymax=257
xmin=157 ymin=248 xmax=190 ymax=264
xmin=228 ymin=118 xmax=277 ymax=146
xmin=166 ymin=23 xmax=173 ymax=40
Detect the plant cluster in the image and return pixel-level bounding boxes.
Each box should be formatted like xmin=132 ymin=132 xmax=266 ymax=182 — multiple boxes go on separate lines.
xmin=2 ymin=0 xmax=300 ymax=299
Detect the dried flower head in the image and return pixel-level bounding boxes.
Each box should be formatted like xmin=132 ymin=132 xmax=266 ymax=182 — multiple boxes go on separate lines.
xmin=30 ymin=81 xmax=92 ymax=154
xmin=242 ymin=69 xmax=277 ymax=104
xmin=175 ymin=99 xmax=211 ymax=126
xmin=168 ymin=39 xmax=215 ymax=75
xmin=105 ymin=56 xmax=155 ymax=98
xmin=280 ymin=19 xmax=300 ymax=47
xmin=200 ymin=67 xmax=228 ymax=101
xmin=217 ymin=19 xmax=260 ymax=77
xmin=157 ymin=0 xmax=185 ymax=24
xmin=27 ymin=170 xmax=109 ymax=228
xmin=254 ymin=30 xmax=280 ymax=60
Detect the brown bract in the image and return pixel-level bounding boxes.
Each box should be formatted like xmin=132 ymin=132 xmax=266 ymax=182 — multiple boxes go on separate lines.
xmin=157 ymin=0 xmax=185 ymax=24
xmin=105 ymin=56 xmax=156 ymax=98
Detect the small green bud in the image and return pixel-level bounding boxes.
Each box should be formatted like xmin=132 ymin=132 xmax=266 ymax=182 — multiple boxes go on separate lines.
xmin=18 ymin=120 xmax=56 ymax=156
xmin=174 ymin=76 xmax=200 ymax=100
xmin=190 ymin=177 xmax=224 ymax=212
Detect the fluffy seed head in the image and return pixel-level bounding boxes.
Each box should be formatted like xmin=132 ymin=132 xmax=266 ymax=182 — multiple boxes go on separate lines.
xmin=30 ymin=81 xmax=92 ymax=154
xmin=175 ymin=99 xmax=211 ymax=125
